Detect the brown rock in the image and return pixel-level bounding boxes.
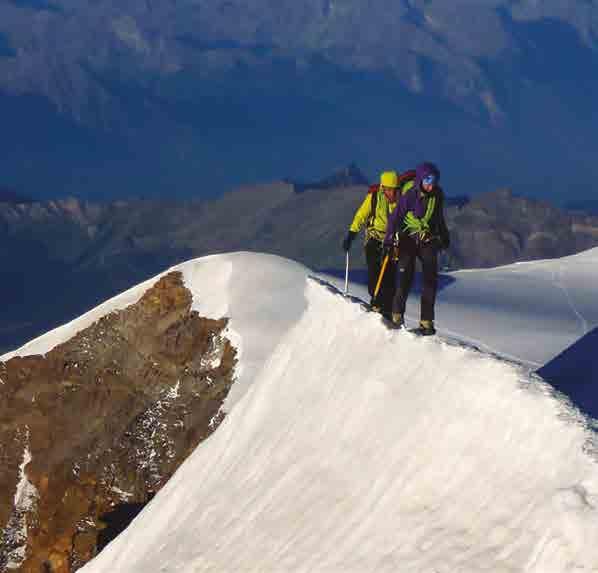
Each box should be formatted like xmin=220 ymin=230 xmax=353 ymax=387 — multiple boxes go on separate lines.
xmin=0 ymin=272 xmax=237 ymax=571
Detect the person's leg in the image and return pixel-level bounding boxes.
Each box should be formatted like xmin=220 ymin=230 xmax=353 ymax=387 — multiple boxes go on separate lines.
xmin=400 ymin=253 xmax=415 ymax=306
xmin=365 ymin=239 xmax=383 ymax=304
xmin=419 ymin=244 xmax=439 ymax=323
xmin=392 ymin=239 xmax=416 ymax=318
xmin=379 ymin=255 xmax=397 ymax=319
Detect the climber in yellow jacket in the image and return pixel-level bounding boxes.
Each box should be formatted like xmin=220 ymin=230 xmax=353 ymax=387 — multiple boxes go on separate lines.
xmin=343 ymin=170 xmax=410 ymax=318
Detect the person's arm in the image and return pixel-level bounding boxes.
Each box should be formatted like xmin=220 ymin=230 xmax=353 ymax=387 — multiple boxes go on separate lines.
xmin=385 ymin=194 xmax=408 ymax=246
xmin=349 ymin=194 xmax=373 ymax=233
xmin=384 ymin=208 xmax=398 ymax=246
xmin=343 ymin=193 xmax=373 ymax=251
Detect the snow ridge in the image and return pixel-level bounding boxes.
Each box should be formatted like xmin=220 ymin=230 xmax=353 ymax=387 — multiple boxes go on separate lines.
xmin=81 ymin=263 xmax=598 ymax=573
xmin=5 ymin=250 xmax=598 ymax=572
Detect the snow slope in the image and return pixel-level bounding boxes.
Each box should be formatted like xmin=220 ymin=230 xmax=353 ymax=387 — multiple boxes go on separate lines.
xmin=324 ymin=247 xmax=598 ymax=368
xmin=439 ymin=248 xmax=598 ymax=367
xmin=67 ymin=250 xmax=598 ymax=572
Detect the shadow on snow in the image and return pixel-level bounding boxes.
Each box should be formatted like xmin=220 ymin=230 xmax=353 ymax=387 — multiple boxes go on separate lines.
xmin=537 ymin=327 xmax=598 ymax=422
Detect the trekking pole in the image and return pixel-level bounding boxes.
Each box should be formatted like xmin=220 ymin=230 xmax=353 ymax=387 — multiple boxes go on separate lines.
xmin=373 ymin=254 xmax=390 ymax=300
xmin=344 ymin=252 xmax=350 ymax=295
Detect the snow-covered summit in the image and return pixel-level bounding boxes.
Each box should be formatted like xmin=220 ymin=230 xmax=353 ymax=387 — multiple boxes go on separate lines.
xmin=52 ymin=249 xmax=598 ymax=572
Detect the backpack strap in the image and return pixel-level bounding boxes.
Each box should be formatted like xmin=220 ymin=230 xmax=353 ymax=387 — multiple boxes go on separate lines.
xmin=398 ymin=170 xmax=416 ymax=195
xmin=366 ymin=184 xmax=379 ymax=230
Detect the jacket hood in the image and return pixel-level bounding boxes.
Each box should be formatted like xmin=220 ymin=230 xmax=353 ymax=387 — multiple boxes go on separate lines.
xmin=415 ymin=162 xmax=440 ymax=189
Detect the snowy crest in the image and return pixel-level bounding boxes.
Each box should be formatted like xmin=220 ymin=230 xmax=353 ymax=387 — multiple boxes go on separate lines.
xmin=73 ymin=249 xmax=598 ymax=572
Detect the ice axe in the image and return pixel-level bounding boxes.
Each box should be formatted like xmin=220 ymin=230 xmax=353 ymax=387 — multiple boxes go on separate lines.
xmin=373 ymin=244 xmax=398 ymax=304
xmin=373 ymin=253 xmax=390 ymax=302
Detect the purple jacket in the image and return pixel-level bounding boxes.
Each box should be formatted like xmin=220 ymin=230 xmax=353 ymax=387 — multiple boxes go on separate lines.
xmin=384 ymin=188 xmax=425 ymax=244
xmin=384 ymin=162 xmax=450 ymax=248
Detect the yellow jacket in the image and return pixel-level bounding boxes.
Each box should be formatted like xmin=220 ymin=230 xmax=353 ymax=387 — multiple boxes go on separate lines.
xmin=349 ymin=187 xmax=397 ymax=243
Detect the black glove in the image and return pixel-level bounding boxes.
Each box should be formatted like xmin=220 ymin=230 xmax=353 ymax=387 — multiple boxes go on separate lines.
xmin=342 ymin=231 xmax=357 ymax=252
xmin=382 ymin=242 xmax=393 ymax=257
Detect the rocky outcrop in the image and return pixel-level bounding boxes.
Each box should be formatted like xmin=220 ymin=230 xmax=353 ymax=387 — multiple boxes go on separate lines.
xmin=444 ymin=189 xmax=598 ymax=269
xmin=0 ymin=272 xmax=236 ymax=572
xmin=290 ymin=163 xmax=370 ymax=193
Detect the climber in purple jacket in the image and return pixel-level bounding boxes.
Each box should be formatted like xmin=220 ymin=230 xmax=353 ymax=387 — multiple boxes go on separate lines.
xmin=384 ymin=162 xmax=450 ymax=335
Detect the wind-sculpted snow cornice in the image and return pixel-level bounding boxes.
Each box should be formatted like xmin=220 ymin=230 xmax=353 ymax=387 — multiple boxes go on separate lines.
xmin=0 ymin=0 xmax=597 ymax=117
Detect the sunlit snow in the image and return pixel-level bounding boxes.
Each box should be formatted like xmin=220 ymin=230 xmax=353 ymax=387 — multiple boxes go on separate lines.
xmin=60 ymin=249 xmax=598 ymax=572
xmin=323 ymin=247 xmax=598 ymax=368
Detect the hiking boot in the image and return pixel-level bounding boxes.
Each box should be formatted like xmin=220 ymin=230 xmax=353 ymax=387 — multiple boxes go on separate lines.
xmin=412 ymin=320 xmax=436 ymax=336
xmin=369 ymin=297 xmax=381 ymax=313
xmin=391 ymin=313 xmax=404 ymax=327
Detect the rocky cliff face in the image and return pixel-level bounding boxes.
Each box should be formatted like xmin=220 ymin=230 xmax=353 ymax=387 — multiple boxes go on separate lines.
xmin=0 ymin=272 xmax=236 ymax=572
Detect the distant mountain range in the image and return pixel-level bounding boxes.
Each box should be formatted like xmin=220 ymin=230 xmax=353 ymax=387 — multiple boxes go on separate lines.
xmin=0 ymin=187 xmax=33 ymax=203
xmin=566 ymin=200 xmax=598 ymax=216
xmin=290 ymin=163 xmax=370 ymax=193
xmin=1 ymin=1 xmax=598 ymax=201
xmin=2 ymin=171 xmax=598 ymax=353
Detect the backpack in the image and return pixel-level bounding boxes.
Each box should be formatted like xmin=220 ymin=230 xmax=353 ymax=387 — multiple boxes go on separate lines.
xmin=366 ymin=170 xmax=416 ymax=228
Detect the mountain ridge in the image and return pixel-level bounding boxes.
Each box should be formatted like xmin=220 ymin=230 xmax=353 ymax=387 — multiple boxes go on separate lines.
xmin=2 ymin=179 xmax=598 ymax=354
xmin=67 ymin=251 xmax=598 ymax=572
xmin=3 ymin=250 xmax=598 ymax=571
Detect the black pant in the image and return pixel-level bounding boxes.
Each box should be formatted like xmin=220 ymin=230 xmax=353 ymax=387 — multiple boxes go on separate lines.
xmin=365 ymin=239 xmax=396 ymax=315
xmin=392 ymin=237 xmax=438 ymax=322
